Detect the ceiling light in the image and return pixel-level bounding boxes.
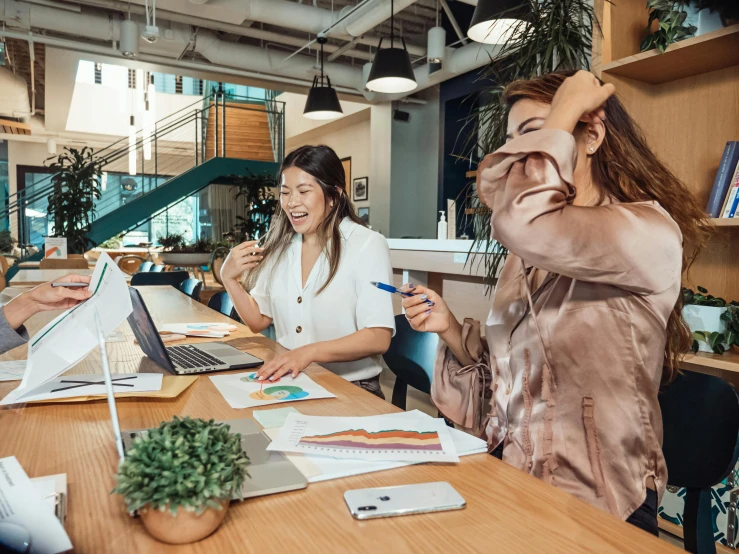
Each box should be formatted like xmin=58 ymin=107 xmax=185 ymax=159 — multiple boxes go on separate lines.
xmin=141 ymin=25 xmax=159 ymax=44
xmin=303 ymin=35 xmax=343 ymax=120
xmin=128 ymin=115 xmax=137 ymax=176
xmin=120 ymin=19 xmax=139 ymax=58
xmin=427 ymin=26 xmax=446 ymax=64
xmin=467 ymin=0 xmax=528 ymax=45
xmin=366 ymin=0 xmax=417 ymax=94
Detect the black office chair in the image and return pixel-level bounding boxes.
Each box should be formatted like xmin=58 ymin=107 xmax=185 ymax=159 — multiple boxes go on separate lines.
xmin=207 ymin=291 xmax=239 ymax=321
xmin=138 ymin=261 xmax=153 ymax=273
xmin=660 ymin=371 xmax=739 ymax=554
xmin=178 ymin=278 xmax=202 ymax=302
xmin=382 ymin=314 xmax=439 ymax=410
xmin=150 ymin=264 xmax=166 ymax=272
xmin=130 ymin=271 xmax=189 ymax=289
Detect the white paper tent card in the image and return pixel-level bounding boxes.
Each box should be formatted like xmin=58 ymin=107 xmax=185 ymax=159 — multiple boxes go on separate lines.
xmin=44 ymin=237 xmax=67 ymax=259
xmin=267 ymin=412 xmax=460 ymax=463
xmin=209 ymin=371 xmax=335 ymax=409
xmin=1 ymin=252 xmax=133 ymax=405
xmin=14 ymin=373 xmax=162 ymax=403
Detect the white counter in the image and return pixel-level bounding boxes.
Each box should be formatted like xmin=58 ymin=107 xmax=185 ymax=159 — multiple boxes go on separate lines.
xmin=386 ymin=239 xmax=501 ymax=254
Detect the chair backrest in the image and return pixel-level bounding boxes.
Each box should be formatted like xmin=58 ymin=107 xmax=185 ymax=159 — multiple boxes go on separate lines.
xmin=150 ymin=264 xmax=166 ymax=273
xmin=207 ymin=291 xmax=238 ymax=321
xmin=210 ymin=246 xmax=230 ymax=286
xmin=116 ymin=255 xmax=145 ymax=275
xmin=138 ymin=261 xmax=153 ymax=273
xmin=39 ymin=258 xmax=89 ymax=270
xmin=178 ymin=278 xmax=203 ymax=301
xmin=130 ymin=271 xmax=189 ymax=288
xmin=660 ymin=371 xmax=739 ymax=489
xmin=382 ymin=314 xmax=439 ymax=395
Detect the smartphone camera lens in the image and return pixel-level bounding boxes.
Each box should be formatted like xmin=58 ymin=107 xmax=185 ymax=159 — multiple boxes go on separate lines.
xmin=379 ymin=496 xmax=390 ymax=501
xmin=358 ymin=506 xmax=377 ymax=511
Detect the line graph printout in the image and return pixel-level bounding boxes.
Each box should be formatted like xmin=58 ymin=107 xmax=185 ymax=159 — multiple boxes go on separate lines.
xmin=267 ymin=413 xmax=459 ymax=463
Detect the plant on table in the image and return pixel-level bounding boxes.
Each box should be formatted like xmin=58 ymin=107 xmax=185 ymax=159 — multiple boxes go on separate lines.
xmin=683 ymin=287 xmax=739 ymax=354
xmin=45 ymin=146 xmax=103 ymax=254
xmin=721 ymin=306 xmax=739 ymax=353
xmin=113 ymin=416 xmax=250 ymax=544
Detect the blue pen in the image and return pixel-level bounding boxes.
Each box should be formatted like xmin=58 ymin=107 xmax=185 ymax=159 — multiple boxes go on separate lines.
xmin=370 ymin=282 xmax=434 ymax=305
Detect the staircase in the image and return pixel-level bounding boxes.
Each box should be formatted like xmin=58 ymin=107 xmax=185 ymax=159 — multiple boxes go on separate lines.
xmin=2 ymin=91 xmax=285 ymax=279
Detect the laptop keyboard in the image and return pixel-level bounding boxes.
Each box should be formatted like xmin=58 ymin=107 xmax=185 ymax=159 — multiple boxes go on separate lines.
xmin=167 ymin=344 xmax=226 ymax=370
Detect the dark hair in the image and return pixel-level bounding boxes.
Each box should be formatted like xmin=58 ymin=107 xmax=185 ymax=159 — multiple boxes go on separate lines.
xmin=503 ymin=71 xmax=712 ymax=383
xmin=246 ymin=145 xmax=365 ymax=294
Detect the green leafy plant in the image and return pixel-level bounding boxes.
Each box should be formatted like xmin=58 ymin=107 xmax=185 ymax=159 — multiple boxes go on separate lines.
xmin=456 ymin=0 xmax=598 ymax=288
xmin=0 ymin=230 xmax=17 ymax=254
xmin=157 ymin=232 xmax=186 ymax=251
xmin=113 ymin=417 xmax=250 ymax=516
xmin=98 ymin=232 xmax=125 ymax=250
xmin=229 ymin=171 xmax=278 ymax=242
xmin=45 ymin=147 xmax=103 ymax=254
xmin=158 ymin=234 xmax=226 ymax=253
xmin=721 ymin=306 xmax=739 ymax=350
xmin=640 ymin=0 xmax=697 ymax=53
xmin=691 ymin=330 xmax=730 ymax=354
xmin=682 ymin=286 xmax=738 ymax=307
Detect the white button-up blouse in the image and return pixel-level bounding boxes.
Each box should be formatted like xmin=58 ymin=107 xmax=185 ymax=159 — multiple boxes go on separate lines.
xmin=250 ymin=218 xmax=396 ymax=382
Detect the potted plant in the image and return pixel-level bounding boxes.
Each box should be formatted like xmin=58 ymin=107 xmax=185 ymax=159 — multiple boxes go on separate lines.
xmin=721 ymin=306 xmax=739 ymax=354
xmin=640 ymin=0 xmax=697 ymax=53
xmin=113 ymin=416 xmax=250 ymax=544
xmin=683 ymin=287 xmax=738 ymax=353
xmin=157 ymin=234 xmax=218 ymax=266
xmin=45 ymin=146 xmax=103 ymax=254
xmin=229 ymin=171 xmax=278 ymax=242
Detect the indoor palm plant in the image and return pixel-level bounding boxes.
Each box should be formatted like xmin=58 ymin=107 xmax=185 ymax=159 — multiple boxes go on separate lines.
xmin=458 ymin=0 xmax=598 ymax=286
xmin=45 ymin=146 xmax=103 ymax=254
xmin=229 ymin=171 xmax=278 ymax=242
xmin=113 ymin=416 xmax=250 ymax=544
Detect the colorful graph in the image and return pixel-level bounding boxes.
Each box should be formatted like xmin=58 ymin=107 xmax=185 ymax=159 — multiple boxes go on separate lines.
xmin=240 ymin=373 xmax=281 ymax=383
xmin=45 ymin=247 xmax=61 ymax=258
xmin=297 ymin=428 xmax=443 ymax=451
xmin=249 ymin=385 xmax=308 ymax=401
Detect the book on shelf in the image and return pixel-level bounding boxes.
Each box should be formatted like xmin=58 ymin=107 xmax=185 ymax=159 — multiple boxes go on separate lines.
xmin=720 ymin=159 xmax=739 ymax=218
xmin=706 ymin=141 xmax=739 ymax=218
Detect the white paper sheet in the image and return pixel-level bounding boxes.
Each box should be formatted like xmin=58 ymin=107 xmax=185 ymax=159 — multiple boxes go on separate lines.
xmin=267 ymin=411 xmax=459 ymax=463
xmin=264 ymin=411 xmax=485 ymax=482
xmin=1 ymin=252 xmax=132 ymax=405
xmin=209 ymin=371 xmax=335 ymax=409
xmin=0 ymin=360 xmax=26 ymax=381
xmin=5 ymin=373 xmax=163 ymax=403
xmin=159 ymin=323 xmax=237 ymax=338
xmin=0 ymin=456 xmax=72 ymax=554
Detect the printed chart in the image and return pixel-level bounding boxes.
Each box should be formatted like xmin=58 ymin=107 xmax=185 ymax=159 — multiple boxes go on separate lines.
xmin=209 ymin=371 xmax=335 ymax=409
xmin=267 ymin=413 xmax=459 ymax=462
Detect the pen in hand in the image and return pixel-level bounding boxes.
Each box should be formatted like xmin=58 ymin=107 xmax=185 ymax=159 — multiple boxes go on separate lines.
xmin=370 ymin=281 xmax=434 ymax=305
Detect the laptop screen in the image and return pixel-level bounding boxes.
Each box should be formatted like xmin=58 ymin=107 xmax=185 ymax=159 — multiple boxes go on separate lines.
xmin=127 ymin=287 xmax=176 ymax=373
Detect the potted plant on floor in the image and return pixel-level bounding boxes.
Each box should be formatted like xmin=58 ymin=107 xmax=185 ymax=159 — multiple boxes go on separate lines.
xmin=113 ymin=416 xmax=250 ymax=544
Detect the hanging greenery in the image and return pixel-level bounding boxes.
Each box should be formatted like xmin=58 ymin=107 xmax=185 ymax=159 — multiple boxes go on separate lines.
xmin=45 ymin=147 xmax=103 ymax=254
xmin=457 ymin=0 xmax=598 ymax=287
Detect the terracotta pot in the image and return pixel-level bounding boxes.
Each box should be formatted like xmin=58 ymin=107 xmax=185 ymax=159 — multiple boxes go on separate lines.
xmin=139 ymin=499 xmax=230 ymax=544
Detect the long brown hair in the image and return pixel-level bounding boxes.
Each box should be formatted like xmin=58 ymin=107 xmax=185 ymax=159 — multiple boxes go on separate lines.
xmin=503 ymin=71 xmax=711 ymax=383
xmin=246 ymin=144 xmax=365 ymax=294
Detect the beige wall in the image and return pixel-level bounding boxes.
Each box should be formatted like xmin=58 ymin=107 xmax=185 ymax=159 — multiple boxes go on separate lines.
xmin=287 ymin=116 xmax=372 ymax=213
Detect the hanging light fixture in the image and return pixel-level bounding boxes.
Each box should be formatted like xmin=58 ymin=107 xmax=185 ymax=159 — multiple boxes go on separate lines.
xmin=366 ymin=0 xmax=417 ymax=94
xmin=143 ymin=74 xmax=155 ymax=160
xmin=128 ymin=115 xmax=137 ymax=176
xmin=303 ymin=34 xmax=343 ymax=120
xmin=467 ymin=0 xmax=528 ymax=45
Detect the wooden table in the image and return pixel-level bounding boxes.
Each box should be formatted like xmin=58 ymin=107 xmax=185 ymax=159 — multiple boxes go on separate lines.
xmin=9 ymin=268 xmax=131 ymax=287
xmin=0 ymin=287 xmax=679 ymax=553
xmin=18 ymin=260 xmax=98 ymax=269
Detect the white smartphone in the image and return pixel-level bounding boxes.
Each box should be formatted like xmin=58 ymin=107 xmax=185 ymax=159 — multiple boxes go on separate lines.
xmin=344 ymin=482 xmax=466 ymax=520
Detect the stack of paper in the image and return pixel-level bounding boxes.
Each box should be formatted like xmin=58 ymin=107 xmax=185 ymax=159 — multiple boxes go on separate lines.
xmin=159 ymin=323 xmax=238 ymax=338
xmin=263 ymin=410 xmax=487 ymax=483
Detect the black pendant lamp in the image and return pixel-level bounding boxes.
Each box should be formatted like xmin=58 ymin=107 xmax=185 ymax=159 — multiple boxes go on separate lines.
xmin=303 ymin=35 xmax=344 ymax=120
xmin=366 ymin=0 xmax=417 ymax=94
xmin=467 ymin=0 xmax=528 ymax=45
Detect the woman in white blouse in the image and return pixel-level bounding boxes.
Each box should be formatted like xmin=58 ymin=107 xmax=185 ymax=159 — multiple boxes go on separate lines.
xmin=220 ymin=145 xmax=396 ymax=398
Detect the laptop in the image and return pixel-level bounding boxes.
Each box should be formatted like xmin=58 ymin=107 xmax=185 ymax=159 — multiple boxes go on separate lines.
xmin=127 ymin=287 xmax=264 ymax=375
xmin=122 ymin=418 xmax=308 ymax=499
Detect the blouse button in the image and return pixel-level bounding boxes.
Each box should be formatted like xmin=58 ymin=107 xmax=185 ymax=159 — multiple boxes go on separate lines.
xmin=296 ymin=326 xmax=302 ymax=334
xmin=506 ymin=386 xmax=511 ymax=395
xmin=297 ymin=296 xmax=303 ymax=304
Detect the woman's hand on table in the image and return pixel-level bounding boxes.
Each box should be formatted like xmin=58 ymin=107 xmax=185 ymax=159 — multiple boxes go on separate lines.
xmin=256 ymin=345 xmax=316 ymax=381
xmin=401 ymin=284 xmax=452 ymax=334
xmin=220 ymin=241 xmax=263 ymax=283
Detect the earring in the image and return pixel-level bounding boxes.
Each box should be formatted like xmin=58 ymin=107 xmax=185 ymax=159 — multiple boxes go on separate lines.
xmin=589 ymin=146 xmax=595 ymax=152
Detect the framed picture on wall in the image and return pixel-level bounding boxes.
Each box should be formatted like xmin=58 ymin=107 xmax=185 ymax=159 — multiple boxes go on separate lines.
xmin=358 ymin=207 xmax=370 ymax=225
xmin=353 ymin=177 xmax=369 ymax=202
xmin=341 ymin=157 xmax=352 ymax=194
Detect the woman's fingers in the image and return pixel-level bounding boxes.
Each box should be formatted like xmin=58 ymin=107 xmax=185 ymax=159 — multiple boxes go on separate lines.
xmin=56 ymin=274 xmax=92 ymax=284
xmin=55 ymin=287 xmax=93 ymax=301
xmin=270 ymin=365 xmax=294 ymax=381
xmin=405 ymin=302 xmax=432 ymax=320
xmin=408 ymin=310 xmax=431 ymax=330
